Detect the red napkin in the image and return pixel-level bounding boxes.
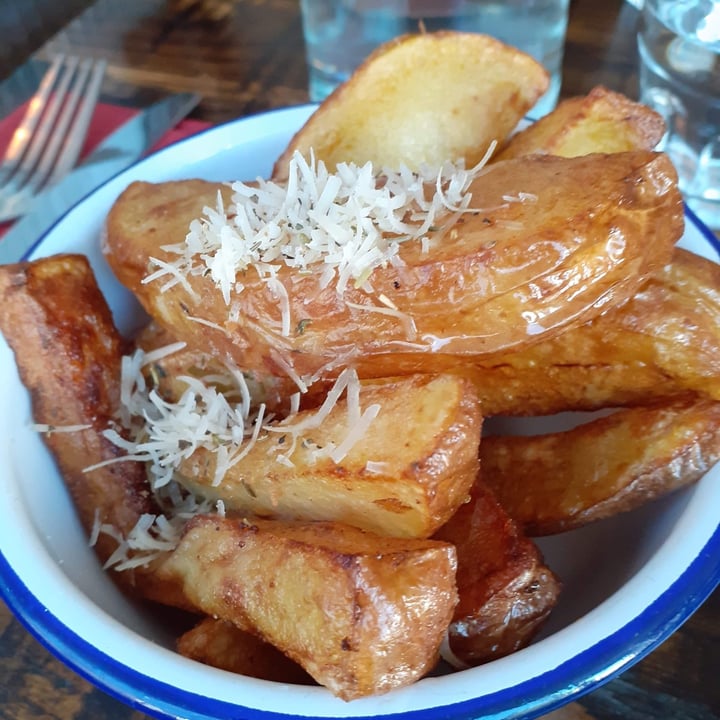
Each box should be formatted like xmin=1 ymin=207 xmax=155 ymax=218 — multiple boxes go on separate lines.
xmin=0 ymin=100 xmax=209 ymax=161
xmin=0 ymin=101 xmax=210 ymax=237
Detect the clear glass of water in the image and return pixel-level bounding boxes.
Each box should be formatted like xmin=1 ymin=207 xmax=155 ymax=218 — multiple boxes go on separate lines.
xmin=638 ymin=0 xmax=720 ymax=229
xmin=299 ymin=0 xmax=570 ymax=119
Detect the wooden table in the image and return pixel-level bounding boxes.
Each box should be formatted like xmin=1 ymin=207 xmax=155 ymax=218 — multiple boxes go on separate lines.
xmin=1 ymin=0 xmax=718 ymax=718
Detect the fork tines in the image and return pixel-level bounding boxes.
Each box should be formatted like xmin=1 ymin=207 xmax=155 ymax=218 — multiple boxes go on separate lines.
xmin=0 ymin=54 xmax=107 ymax=221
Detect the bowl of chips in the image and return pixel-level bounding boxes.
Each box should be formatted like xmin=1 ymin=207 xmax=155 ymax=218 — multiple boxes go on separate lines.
xmin=1 ymin=32 xmax=719 ymax=720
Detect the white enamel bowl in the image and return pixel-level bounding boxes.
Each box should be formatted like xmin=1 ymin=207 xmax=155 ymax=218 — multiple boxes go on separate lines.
xmin=1 ymin=105 xmax=719 ymax=720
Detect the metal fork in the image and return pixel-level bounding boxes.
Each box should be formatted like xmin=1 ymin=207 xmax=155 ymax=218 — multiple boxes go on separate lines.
xmin=0 ymin=54 xmax=107 ymax=222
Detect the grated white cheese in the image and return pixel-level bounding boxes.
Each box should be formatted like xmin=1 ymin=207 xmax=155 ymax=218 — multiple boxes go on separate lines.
xmin=266 ymin=367 xmax=378 ymax=466
xmin=143 ymin=149 xmax=494 ymax=328
xmin=112 ymin=349 xmax=376 ymax=488
xmin=186 ymin=315 xmax=231 ymax=335
xmin=32 ymin=423 xmax=92 ymax=434
xmin=93 ymin=483 xmax=220 ymax=572
xmin=364 ymin=460 xmax=390 ymax=475
xmin=91 ymin=345 xmax=380 ymax=570
xmin=269 ymin=348 xmax=308 ymax=394
xmin=344 ymin=299 xmax=418 ymax=341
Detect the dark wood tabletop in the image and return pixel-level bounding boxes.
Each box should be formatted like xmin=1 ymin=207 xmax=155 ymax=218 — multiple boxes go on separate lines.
xmin=1 ymin=0 xmax=718 ymax=718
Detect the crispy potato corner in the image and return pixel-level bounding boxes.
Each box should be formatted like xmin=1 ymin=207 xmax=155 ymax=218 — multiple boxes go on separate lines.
xmin=496 ymin=85 xmax=666 ymax=160
xmin=159 ymin=516 xmax=458 ymax=700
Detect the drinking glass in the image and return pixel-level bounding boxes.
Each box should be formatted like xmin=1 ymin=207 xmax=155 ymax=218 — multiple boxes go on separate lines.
xmin=638 ymin=0 xmax=720 ymax=229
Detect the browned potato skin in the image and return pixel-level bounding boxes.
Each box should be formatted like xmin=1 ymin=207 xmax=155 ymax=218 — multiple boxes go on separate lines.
xmin=177 ymin=618 xmax=314 ymax=684
xmin=273 ymin=31 xmax=549 ymax=177
xmin=495 ymin=85 xmax=666 ymax=161
xmin=481 ymin=398 xmax=720 ymax=536
xmin=470 ymin=248 xmax=720 ymax=412
xmin=0 ymin=256 xmax=156 ymax=576
xmin=177 ymin=374 xmax=481 ymax=538
xmin=434 ymin=480 xmax=560 ymax=666
xmin=104 ymin=151 xmax=683 ymax=382
xmin=350 ymin=248 xmax=720 ymax=415
xmin=0 ymin=255 xmax=195 ymax=609
xmin=156 ymin=515 xmax=458 ymax=700
xmin=335 ymin=350 xmax=690 ymax=418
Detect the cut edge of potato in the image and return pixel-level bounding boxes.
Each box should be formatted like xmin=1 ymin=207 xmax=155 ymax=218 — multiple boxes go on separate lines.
xmin=495 ymin=84 xmax=667 ymax=160
xmin=273 ymin=30 xmax=549 ymax=177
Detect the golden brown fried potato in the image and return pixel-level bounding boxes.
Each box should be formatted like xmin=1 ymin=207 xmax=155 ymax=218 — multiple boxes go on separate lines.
xmin=470 ymin=248 xmax=720 ymax=414
xmin=105 ymin=151 xmax=682 ymax=383
xmin=333 ymin=350 xmax=689 ymax=418
xmin=156 ymin=515 xmax=458 ymax=700
xmin=0 ymin=255 xmax=155 ymax=573
xmin=481 ymin=398 xmax=720 ymax=536
xmin=495 ymin=85 xmax=666 ymax=161
xmin=177 ymin=617 xmax=314 ymax=684
xmin=349 ymin=248 xmax=720 ymax=416
xmin=434 ymin=480 xmax=560 ymax=667
xmin=0 ymin=255 xmax=201 ymax=610
xmin=273 ymin=31 xmax=548 ymax=177
xmin=177 ymin=373 xmax=481 ymax=538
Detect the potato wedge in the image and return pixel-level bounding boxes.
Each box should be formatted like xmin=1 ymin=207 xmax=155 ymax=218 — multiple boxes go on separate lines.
xmin=176 ymin=373 xmax=481 ymax=538
xmin=434 ymin=480 xmax=560 ymax=667
xmin=177 ymin=617 xmax=314 ymax=684
xmin=495 ymin=85 xmax=666 ymax=160
xmin=0 ymin=255 xmax=203 ymax=611
xmin=105 ymin=151 xmax=682 ymax=383
xmin=273 ymin=31 xmax=548 ymax=177
xmin=347 ymin=248 xmax=720 ymax=416
xmin=156 ymin=515 xmax=458 ymax=700
xmin=0 ymin=256 xmax=156 ymax=573
xmin=481 ymin=398 xmax=720 ymax=535
xmin=470 ymin=248 xmax=720 ymax=414
xmin=349 ymin=355 xmax=686 ymax=418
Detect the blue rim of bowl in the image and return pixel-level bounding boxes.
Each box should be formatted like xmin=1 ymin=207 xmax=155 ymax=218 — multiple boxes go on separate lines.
xmin=1 ymin=111 xmax=720 ymax=719
xmin=2 ymin=522 xmax=719 ymax=720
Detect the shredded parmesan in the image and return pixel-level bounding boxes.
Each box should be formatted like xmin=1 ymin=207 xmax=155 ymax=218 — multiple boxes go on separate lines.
xmin=364 ymin=460 xmax=389 ymax=475
xmin=269 ymin=348 xmax=308 ymax=394
xmin=143 ymin=150 xmax=492 ymax=329
xmin=267 ymin=367 xmax=372 ymax=466
xmin=88 ymin=342 xmax=382 ymax=571
xmin=32 ymin=423 xmax=92 ymax=434
xmin=107 ymin=346 xmax=378 ymax=488
xmin=186 ymin=315 xmax=231 ymax=334
xmin=95 ymin=482 xmax=219 ymax=571
xmin=344 ymin=299 xmax=418 ymax=341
